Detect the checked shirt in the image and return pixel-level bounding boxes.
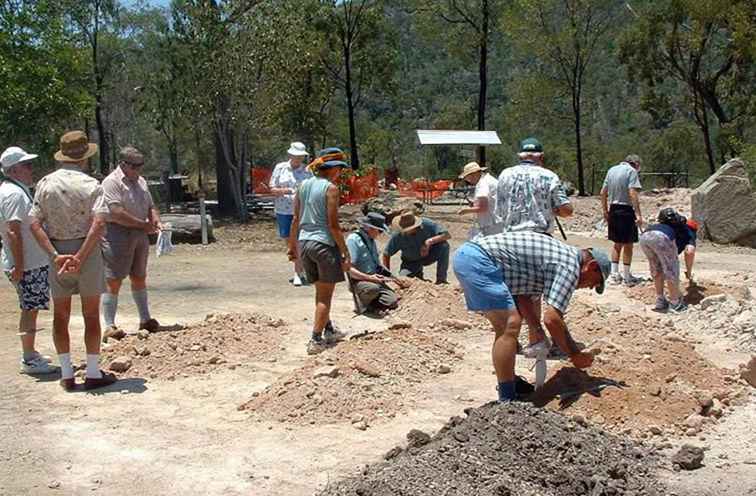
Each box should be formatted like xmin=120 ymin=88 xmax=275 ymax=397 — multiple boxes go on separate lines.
xmin=473 ymin=231 xmax=581 ymax=313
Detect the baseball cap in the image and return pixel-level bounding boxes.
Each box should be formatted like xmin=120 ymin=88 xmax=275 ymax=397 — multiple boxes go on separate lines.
xmin=588 ymin=248 xmax=611 ymax=294
xmin=519 ymin=137 xmax=543 ymax=153
xmin=1 ymin=146 xmax=38 ymax=172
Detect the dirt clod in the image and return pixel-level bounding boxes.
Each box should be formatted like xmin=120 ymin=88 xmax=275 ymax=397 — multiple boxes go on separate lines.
xmin=672 ymin=444 xmax=705 ymax=470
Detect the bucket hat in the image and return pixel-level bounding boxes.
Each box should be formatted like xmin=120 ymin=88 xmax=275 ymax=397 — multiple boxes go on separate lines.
xmin=287 ymin=142 xmax=309 ymax=157
xmin=54 ymin=130 xmax=98 ymax=163
xmin=458 ymin=161 xmax=488 ymax=179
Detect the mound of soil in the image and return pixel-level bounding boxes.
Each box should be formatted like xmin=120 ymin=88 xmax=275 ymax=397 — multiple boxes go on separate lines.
xmin=320 ymin=402 xmax=665 ymax=496
xmin=240 ymin=327 xmax=462 ymax=424
xmin=101 ymin=313 xmax=290 ymax=380
xmin=393 ymin=279 xmax=486 ymax=328
xmin=530 ymin=298 xmax=743 ymax=436
xmin=624 ymin=279 xmax=742 ymax=306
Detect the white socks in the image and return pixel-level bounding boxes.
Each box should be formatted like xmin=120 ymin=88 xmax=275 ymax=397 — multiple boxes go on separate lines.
xmin=86 ymin=354 xmax=102 ymax=379
xmin=132 ymin=289 xmax=151 ymax=322
xmin=102 ymin=293 xmax=118 ymax=327
xmin=59 ymin=353 xmax=73 ymax=380
xmin=623 ymin=264 xmax=632 ymax=280
xmin=611 ymin=262 xmax=619 ymax=274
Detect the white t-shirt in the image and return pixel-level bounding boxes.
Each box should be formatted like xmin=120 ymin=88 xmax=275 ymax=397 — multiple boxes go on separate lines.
xmin=269 ymin=160 xmax=313 ymax=215
xmin=474 ymin=173 xmax=502 ymax=231
xmin=0 ymin=181 xmax=49 ymax=271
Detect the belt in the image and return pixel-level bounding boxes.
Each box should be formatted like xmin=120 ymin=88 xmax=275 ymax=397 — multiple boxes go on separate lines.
xmin=50 ymin=238 xmax=86 ymax=242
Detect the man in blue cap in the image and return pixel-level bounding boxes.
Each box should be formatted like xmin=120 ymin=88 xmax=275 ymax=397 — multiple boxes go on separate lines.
xmin=453 ymin=231 xmax=611 ymax=402
xmin=289 ymin=148 xmax=350 ymax=354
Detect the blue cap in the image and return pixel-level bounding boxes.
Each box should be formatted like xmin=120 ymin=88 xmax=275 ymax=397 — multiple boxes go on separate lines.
xmin=317 ymin=147 xmax=344 ymax=157
xmin=318 ymin=160 xmax=348 ymax=170
xmin=588 ymin=248 xmax=611 ymax=294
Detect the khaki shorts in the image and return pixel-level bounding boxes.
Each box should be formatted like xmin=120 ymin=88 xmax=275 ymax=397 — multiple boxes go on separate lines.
xmin=50 ymin=239 xmax=105 ymax=298
xmin=102 ymin=223 xmax=150 ymax=280
xmin=299 ymin=240 xmax=345 ymax=284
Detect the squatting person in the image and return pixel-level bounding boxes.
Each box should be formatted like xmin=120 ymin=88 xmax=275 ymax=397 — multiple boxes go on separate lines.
xmin=0 ymin=146 xmax=57 ymax=375
xmin=289 ymin=148 xmax=350 ymax=354
xmin=382 ymin=211 xmax=450 ymax=284
xmin=600 ymin=154 xmax=643 ymax=285
xmin=639 ymin=208 xmax=698 ymax=313
xmin=101 ymin=146 xmax=162 ymax=341
xmin=347 ymin=212 xmax=404 ymax=315
xmin=30 ymin=130 xmax=116 ymax=391
xmin=453 ymin=231 xmax=610 ymax=402
xmin=269 ymin=142 xmax=312 ymax=286
xmin=457 ymin=161 xmax=503 ymax=238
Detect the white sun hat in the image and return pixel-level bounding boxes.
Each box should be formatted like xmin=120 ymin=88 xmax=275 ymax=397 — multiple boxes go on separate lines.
xmin=287 ymin=142 xmax=309 ymax=157
xmin=1 ymin=146 xmax=38 ymax=172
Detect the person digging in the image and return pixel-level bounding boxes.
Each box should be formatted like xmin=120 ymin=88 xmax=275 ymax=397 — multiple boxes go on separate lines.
xmin=382 ymin=211 xmax=450 ymax=285
xmin=453 ymin=231 xmax=610 ymax=402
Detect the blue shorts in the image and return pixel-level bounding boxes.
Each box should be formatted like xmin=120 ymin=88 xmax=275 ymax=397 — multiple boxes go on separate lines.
xmin=276 ymin=214 xmax=294 ymax=239
xmin=453 ymin=242 xmax=514 ymax=312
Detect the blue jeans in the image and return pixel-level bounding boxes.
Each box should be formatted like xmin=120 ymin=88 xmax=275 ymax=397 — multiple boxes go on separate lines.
xmin=399 ymin=241 xmax=449 ymax=283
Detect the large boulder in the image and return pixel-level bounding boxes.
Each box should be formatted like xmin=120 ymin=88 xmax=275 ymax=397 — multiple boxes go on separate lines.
xmin=691 ymin=158 xmax=756 ymax=247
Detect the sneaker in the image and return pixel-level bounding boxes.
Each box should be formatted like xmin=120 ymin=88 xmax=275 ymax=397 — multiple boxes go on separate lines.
xmin=27 ymin=351 xmax=53 ymax=363
xmin=623 ymin=274 xmax=642 ymax=287
xmin=609 ymin=273 xmax=623 ymax=285
xmin=306 ymin=338 xmax=327 ymax=355
xmin=523 ymin=339 xmax=550 ymax=359
xmin=547 ymin=343 xmax=569 ymax=360
xmin=324 ymin=327 xmax=347 ymax=344
xmin=20 ymin=356 xmax=59 ymax=375
xmin=653 ymin=297 xmax=669 ymax=312
xmin=292 ymin=274 xmax=303 ymax=287
xmin=669 ymin=300 xmax=688 ymax=313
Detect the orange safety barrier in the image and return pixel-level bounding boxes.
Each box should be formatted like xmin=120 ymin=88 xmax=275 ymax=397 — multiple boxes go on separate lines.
xmin=251 ymin=168 xmax=273 ymax=194
xmin=396 ymin=178 xmax=453 ymax=200
xmin=338 ymin=168 xmax=380 ymax=205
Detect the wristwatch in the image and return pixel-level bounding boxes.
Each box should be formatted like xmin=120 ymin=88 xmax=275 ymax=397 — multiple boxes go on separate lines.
xmin=49 ymin=250 xmax=59 ymax=261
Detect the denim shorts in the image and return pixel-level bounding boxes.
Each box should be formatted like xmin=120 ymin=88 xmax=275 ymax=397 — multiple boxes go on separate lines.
xmin=276 ymin=214 xmax=294 ymax=238
xmin=453 ymin=242 xmax=514 ymax=312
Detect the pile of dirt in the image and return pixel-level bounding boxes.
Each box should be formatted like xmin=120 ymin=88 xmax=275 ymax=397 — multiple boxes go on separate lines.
xmin=101 ymin=313 xmax=290 ymax=380
xmin=624 ymin=279 xmax=744 ymax=306
xmin=530 ymin=298 xmax=745 ymax=437
xmin=320 ymin=402 xmax=666 ymax=496
xmin=240 ymin=327 xmax=463 ymax=424
xmin=392 ymin=279 xmax=486 ymax=328
xmin=679 ymin=293 xmax=756 ymax=353
xmin=563 ymin=188 xmax=692 ymax=235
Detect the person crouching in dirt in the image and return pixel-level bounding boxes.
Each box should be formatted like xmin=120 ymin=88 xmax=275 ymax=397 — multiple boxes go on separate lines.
xmin=453 ymin=231 xmax=610 ymax=402
xmin=289 ymin=148 xmax=351 ymax=355
xmin=382 ymin=211 xmax=451 ymax=284
xmin=347 ymin=212 xmax=407 ymax=315
xmin=639 ymin=208 xmax=698 ymax=313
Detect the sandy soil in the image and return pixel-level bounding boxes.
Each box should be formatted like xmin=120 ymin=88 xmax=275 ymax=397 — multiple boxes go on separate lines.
xmin=1 ymin=205 xmax=755 ymax=496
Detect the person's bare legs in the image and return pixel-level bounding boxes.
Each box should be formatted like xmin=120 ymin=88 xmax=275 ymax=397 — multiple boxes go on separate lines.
xmin=19 ymin=309 xmax=39 ymax=355
xmin=653 ymin=272 xmax=665 ymax=300
xmin=81 ymin=295 xmax=102 ymax=354
xmin=313 ymin=281 xmax=336 ymax=336
xmin=666 ymin=278 xmax=682 ymax=303
xmin=52 ymin=297 xmax=74 ymax=383
xmin=484 ymin=308 xmax=519 ymax=401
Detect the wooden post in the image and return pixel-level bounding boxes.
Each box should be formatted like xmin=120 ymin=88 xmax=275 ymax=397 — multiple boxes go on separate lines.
xmin=198 ymin=191 xmax=209 ymax=245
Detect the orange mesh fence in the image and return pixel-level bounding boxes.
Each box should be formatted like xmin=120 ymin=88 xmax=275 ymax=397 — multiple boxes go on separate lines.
xmin=338 ymin=168 xmax=380 ymax=204
xmin=395 ymin=178 xmax=453 ymax=200
xmin=251 ymin=168 xmax=272 ymax=194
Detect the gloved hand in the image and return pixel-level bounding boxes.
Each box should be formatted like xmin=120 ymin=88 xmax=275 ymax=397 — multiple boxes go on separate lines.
xmin=569 ymin=351 xmax=594 ymax=369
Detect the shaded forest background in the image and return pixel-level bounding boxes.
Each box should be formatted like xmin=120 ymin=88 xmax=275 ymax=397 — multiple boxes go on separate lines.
xmin=2 ymin=0 xmax=755 ymax=218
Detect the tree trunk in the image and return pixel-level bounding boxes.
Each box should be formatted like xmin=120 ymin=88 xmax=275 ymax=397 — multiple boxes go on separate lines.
xmin=94 ymin=84 xmax=109 ymax=175
xmin=214 ymin=128 xmax=237 ymax=216
xmin=693 ymin=91 xmax=717 ymax=175
xmin=573 ymin=86 xmax=586 ymax=196
xmin=476 ymin=0 xmax=489 ymax=168
xmin=344 ymin=43 xmax=360 ymax=169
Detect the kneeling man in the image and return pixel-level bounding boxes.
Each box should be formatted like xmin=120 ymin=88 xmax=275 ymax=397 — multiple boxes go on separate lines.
xmin=453 ymin=231 xmax=610 ymax=402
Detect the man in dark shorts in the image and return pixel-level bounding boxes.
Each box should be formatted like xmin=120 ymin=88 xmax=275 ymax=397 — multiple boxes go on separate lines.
xmin=600 ymin=154 xmax=643 ymax=285
xmin=289 ymin=148 xmax=351 ymax=355
xmin=100 ymin=146 xmax=162 ymax=341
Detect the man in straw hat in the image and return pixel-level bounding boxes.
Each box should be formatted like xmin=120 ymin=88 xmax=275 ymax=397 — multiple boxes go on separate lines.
xmin=0 ymin=146 xmax=58 ymax=375
xmin=289 ymin=148 xmax=351 ymax=355
xmin=347 ymin=212 xmax=405 ymax=314
xmin=29 ymin=130 xmax=116 ymax=391
xmin=453 ymin=231 xmax=610 ymax=402
xmin=457 ymin=161 xmax=503 ymax=237
xmin=270 ymin=142 xmax=312 ymax=286
xmin=100 ymin=146 xmax=162 ymax=342
xmin=382 ymin=211 xmax=451 ymax=284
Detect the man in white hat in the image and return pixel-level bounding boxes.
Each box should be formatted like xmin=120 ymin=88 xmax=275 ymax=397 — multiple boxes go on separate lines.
xmin=0 ymin=147 xmax=58 ymax=375
xmin=457 ymin=161 xmax=503 ymax=237
xmin=270 ymin=142 xmax=312 ymax=286
xmin=29 ymin=130 xmax=115 ymax=391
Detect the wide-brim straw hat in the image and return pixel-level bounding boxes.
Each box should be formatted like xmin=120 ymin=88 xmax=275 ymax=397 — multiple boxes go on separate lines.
xmin=54 ymin=130 xmax=98 ymax=163
xmin=391 ymin=211 xmax=422 ymax=233
xmin=459 ymin=161 xmax=488 ymax=179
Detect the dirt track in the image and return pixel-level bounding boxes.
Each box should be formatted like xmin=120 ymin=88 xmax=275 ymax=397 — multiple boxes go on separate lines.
xmin=1 ymin=208 xmax=755 ymax=496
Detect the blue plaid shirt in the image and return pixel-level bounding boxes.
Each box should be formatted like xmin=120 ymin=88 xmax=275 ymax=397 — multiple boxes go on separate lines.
xmin=473 ymin=231 xmax=581 ymax=313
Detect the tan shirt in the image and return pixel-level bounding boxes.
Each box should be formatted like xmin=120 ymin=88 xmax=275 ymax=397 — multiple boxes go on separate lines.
xmin=30 ymin=166 xmax=107 ymax=240
xmin=101 ymin=166 xmax=153 ymax=223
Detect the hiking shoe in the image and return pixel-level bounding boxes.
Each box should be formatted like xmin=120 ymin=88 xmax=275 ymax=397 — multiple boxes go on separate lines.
xmin=609 ymin=273 xmax=623 ymax=285
xmin=669 ymin=300 xmax=688 ymax=313
xmin=523 ymin=339 xmax=550 ymax=360
xmin=292 ymin=274 xmax=303 ymax=287
xmin=653 ymin=297 xmax=669 ymax=312
xmin=139 ymin=319 xmax=160 ymax=333
xmin=324 ymin=327 xmax=347 ymax=344
xmin=102 ymin=325 xmax=126 ymax=342
xmin=306 ymin=338 xmax=327 ymax=355
xmin=84 ymin=371 xmax=118 ymax=391
xmin=20 ymin=356 xmax=59 ymax=375
xmin=547 ymin=343 xmax=569 ymax=360
xmin=623 ymin=274 xmax=642 ymax=287
xmin=27 ymin=351 xmax=53 ymax=363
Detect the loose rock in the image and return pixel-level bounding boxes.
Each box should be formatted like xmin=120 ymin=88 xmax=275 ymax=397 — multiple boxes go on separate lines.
xmin=109 ymin=356 xmax=132 ymax=373
xmin=672 ymin=445 xmax=705 ymax=470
